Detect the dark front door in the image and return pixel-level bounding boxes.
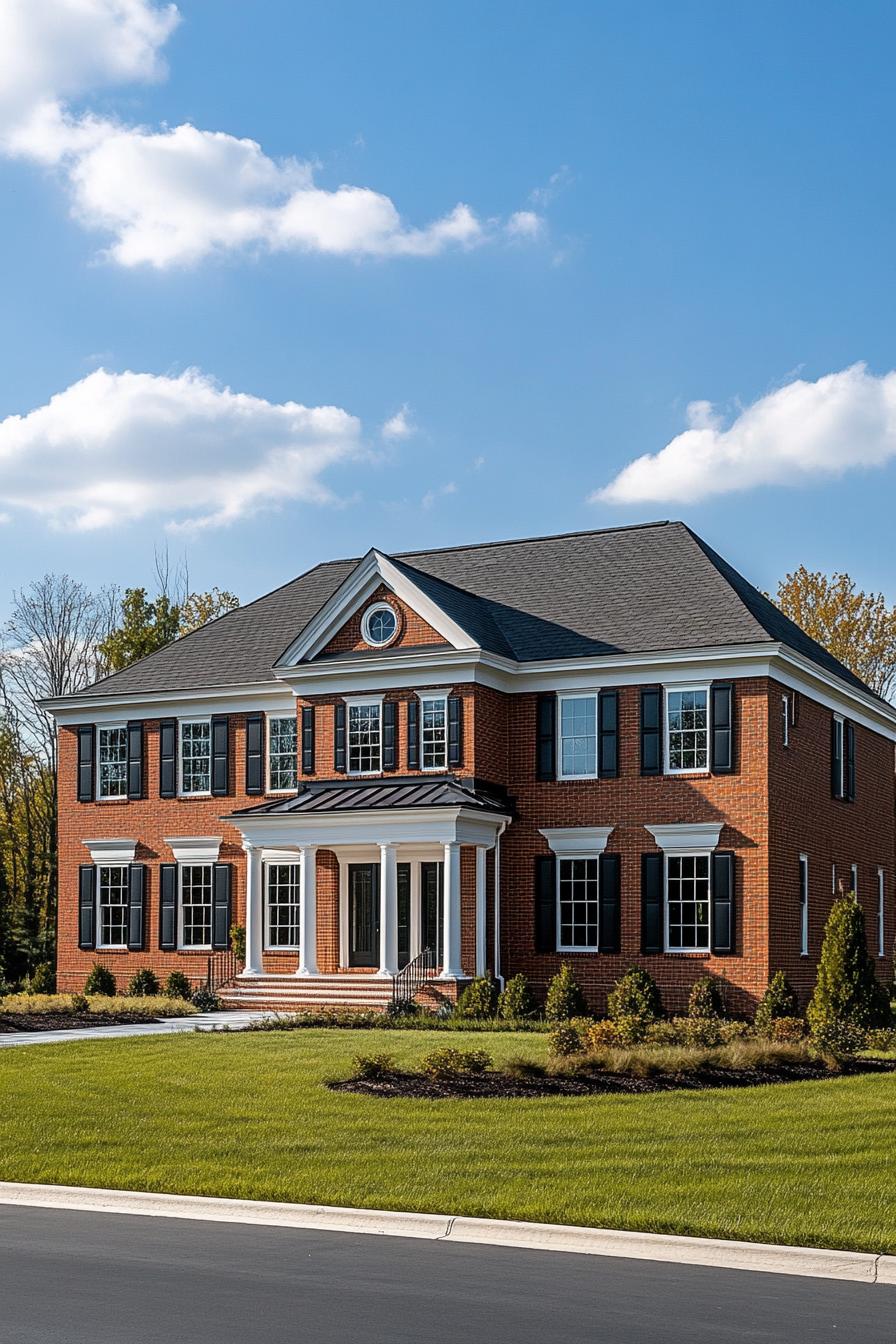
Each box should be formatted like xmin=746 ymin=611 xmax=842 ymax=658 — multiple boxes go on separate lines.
xmin=348 ymin=863 xmax=379 ymax=967
xmin=420 ymin=861 xmax=443 ymax=961
xmin=397 ymin=863 xmax=411 ymax=969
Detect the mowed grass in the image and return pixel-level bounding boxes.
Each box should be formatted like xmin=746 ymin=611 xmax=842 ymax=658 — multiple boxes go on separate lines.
xmin=1 ymin=1028 xmax=895 ymax=1252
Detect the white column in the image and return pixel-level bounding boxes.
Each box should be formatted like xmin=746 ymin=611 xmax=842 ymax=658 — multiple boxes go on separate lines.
xmin=475 ymin=846 xmax=488 ymax=978
xmin=242 ymin=842 xmax=263 ymax=976
xmin=377 ymin=842 xmax=399 ymax=977
xmin=297 ymin=845 xmax=318 ymax=976
xmin=439 ymin=841 xmax=463 ymax=978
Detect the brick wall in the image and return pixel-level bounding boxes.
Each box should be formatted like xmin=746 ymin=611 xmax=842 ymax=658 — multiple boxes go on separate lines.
xmin=320 ymin=585 xmax=445 ymax=655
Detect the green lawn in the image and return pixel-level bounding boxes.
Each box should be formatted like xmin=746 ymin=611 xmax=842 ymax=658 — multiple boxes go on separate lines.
xmin=1 ymin=1027 xmax=895 ymax=1253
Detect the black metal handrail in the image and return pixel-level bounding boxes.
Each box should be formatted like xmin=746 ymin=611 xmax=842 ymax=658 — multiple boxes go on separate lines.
xmin=206 ymin=949 xmax=242 ymax=993
xmin=391 ymin=945 xmax=437 ymax=1006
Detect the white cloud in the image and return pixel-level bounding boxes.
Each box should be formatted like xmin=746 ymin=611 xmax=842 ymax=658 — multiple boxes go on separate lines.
xmin=381 ymin=404 xmax=415 ymax=441
xmin=0 ymin=367 xmax=363 ymax=531
xmin=506 ymin=210 xmax=544 ymax=240
xmin=593 ymin=364 xmax=896 ymax=506
xmin=529 ymin=165 xmax=573 ymax=207
xmin=421 ymin=482 xmax=457 ymax=511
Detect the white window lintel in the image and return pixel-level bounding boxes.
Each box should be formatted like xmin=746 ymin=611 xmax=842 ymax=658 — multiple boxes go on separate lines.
xmin=82 ymin=838 xmax=137 ymax=865
xmin=646 ymin=822 xmax=723 ymax=855
xmin=539 ymin=826 xmax=614 ymax=858
xmin=164 ymin=835 xmax=222 ymax=864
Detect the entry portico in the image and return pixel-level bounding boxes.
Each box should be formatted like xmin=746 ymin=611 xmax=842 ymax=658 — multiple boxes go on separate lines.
xmin=226 ymin=777 xmax=509 ymax=986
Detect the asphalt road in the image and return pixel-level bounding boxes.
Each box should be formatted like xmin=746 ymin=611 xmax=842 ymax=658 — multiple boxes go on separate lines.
xmin=0 ymin=1206 xmax=894 ymax=1344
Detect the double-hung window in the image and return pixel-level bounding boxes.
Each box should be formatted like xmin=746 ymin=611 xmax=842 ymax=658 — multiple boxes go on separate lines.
xmin=851 ymin=862 xmax=859 ymax=900
xmin=557 ymin=857 xmax=599 ymax=951
xmin=348 ymin=700 xmax=381 ymax=774
xmin=878 ymin=868 xmax=886 ymax=958
xmin=558 ymin=694 xmax=597 ymax=778
xmin=419 ymin=694 xmax=448 ymax=770
xmin=180 ymin=864 xmax=213 ymax=949
xmin=799 ymin=854 xmax=809 ymax=956
xmin=665 ymin=854 xmax=711 ymax=951
xmin=268 ymin=716 xmax=297 ymax=792
xmin=782 ymin=695 xmax=790 ymax=748
xmin=97 ymin=865 xmax=128 ymax=948
xmin=265 ymin=863 xmax=301 ymax=949
xmin=180 ymin=720 xmax=211 ymax=795
xmin=665 ymin=688 xmax=709 ymax=773
xmin=97 ymin=726 xmax=127 ymax=798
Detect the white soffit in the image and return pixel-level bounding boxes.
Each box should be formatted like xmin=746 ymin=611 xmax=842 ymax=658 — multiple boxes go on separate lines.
xmin=164 ymin=836 xmax=223 ymax=864
xmin=645 ymin=823 xmax=724 ymax=854
xmin=539 ymin=826 xmax=615 ymax=857
xmin=81 ymin=838 xmax=137 ymax=864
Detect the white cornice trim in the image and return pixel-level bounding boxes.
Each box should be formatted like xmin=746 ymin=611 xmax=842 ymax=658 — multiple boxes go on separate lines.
xmin=164 ymin=836 xmax=222 ymax=864
xmin=646 ymin=823 xmax=724 ymax=854
xmin=81 ymin=838 xmax=137 ymax=865
xmin=225 ymin=805 xmax=506 ymax=850
xmin=44 ymin=681 xmax=295 ymax=725
xmin=539 ymin=826 xmax=615 ymax=857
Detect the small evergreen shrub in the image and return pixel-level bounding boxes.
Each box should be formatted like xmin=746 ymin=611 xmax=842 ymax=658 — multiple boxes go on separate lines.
xmin=545 ymin=964 xmax=588 ymax=1020
xmin=29 ymin=962 xmax=56 ymax=994
xmin=497 ymin=973 xmax=536 ymax=1020
xmin=191 ymin=985 xmax=221 ymax=1012
xmin=768 ymin=1016 xmax=808 ymax=1043
xmin=70 ymin=992 xmax=89 ymax=1013
xmin=688 ymin=975 xmax=725 ymax=1020
xmin=385 ymin=997 xmax=420 ymax=1019
xmin=807 ymin=896 xmax=892 ymax=1051
xmin=419 ymin=1046 xmax=492 ymax=1079
xmin=586 ymin=1018 xmax=622 ymax=1048
xmin=127 ymin=968 xmax=161 ymax=997
xmin=754 ymin=971 xmax=800 ymax=1034
xmin=353 ymin=1052 xmax=396 ymax=1080
xmin=607 ymin=966 xmax=663 ymax=1024
xmin=809 ymin=1018 xmax=866 ymax=1059
xmin=454 ymin=976 xmax=498 ymax=1019
xmin=865 ymin=1026 xmax=896 ymax=1052
xmin=548 ymin=1022 xmax=584 ymax=1056
xmin=230 ymin=923 xmax=246 ymax=963
xmin=84 ymin=963 xmax=116 ymax=996
xmin=164 ymin=970 xmax=193 ymax=1001
xmin=682 ymin=1015 xmax=723 ymax=1047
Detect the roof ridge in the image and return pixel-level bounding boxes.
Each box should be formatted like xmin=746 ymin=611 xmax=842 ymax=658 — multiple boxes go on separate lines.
xmin=393 ymin=518 xmax=674 ymax=562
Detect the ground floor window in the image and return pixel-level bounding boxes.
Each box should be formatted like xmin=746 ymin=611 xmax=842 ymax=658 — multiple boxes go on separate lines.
xmin=557 ymin=857 xmax=599 ymax=951
xmin=180 ymin=864 xmax=213 ymax=949
xmin=265 ymin=863 xmax=300 ymax=949
xmin=799 ymin=854 xmax=809 ymax=956
xmin=98 ymin=864 xmax=128 ymax=948
xmin=878 ymin=868 xmax=886 ymax=958
xmin=665 ymin=854 xmax=710 ymax=951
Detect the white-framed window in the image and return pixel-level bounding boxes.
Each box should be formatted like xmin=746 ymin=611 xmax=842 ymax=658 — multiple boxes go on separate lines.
xmin=878 ymin=868 xmax=885 ymax=958
xmin=665 ymin=687 xmax=709 ymax=774
xmin=419 ymin=693 xmax=448 ymax=771
xmin=665 ymin=853 xmax=711 ymax=951
xmin=265 ymin=862 xmax=301 ymax=949
xmin=799 ymin=853 xmax=809 ymax=956
xmin=348 ymin=699 xmax=382 ymax=774
xmin=851 ymin=862 xmax=859 ymax=900
xmin=268 ymin=716 xmax=297 ymax=792
xmin=361 ymin=602 xmax=399 ymax=648
xmin=179 ymin=719 xmax=211 ymax=795
xmin=180 ymin=864 xmax=213 ymax=949
xmin=97 ymin=725 xmax=127 ymax=799
xmin=782 ymin=695 xmax=790 ymax=748
xmin=97 ymin=864 xmax=128 ymax=948
xmin=558 ymin=693 xmax=597 ymax=779
xmin=832 ymin=863 xmax=837 ymax=895
xmin=557 ymin=856 xmax=599 ymax=951
xmin=833 ymin=714 xmax=845 ymax=796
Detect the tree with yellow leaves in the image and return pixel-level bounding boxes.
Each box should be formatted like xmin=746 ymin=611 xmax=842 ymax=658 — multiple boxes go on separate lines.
xmin=776 ymin=567 xmax=896 ymax=699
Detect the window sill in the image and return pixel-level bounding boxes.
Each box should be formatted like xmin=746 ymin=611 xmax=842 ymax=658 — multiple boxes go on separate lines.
xmin=267 ymin=789 xmax=297 ymax=797
xmin=95 ymin=946 xmax=128 ymax=953
xmin=664 ymin=769 xmax=710 ymax=779
xmin=556 ymin=946 xmax=600 ymax=955
xmin=177 ymin=792 xmax=212 ymax=800
xmin=177 ymin=947 xmax=213 ymax=954
xmin=264 ymin=947 xmax=300 ymax=953
xmin=95 ymin=796 xmax=129 ymax=805
xmin=556 ymin=774 xmax=600 ymax=783
xmin=663 ymin=948 xmax=712 ymax=956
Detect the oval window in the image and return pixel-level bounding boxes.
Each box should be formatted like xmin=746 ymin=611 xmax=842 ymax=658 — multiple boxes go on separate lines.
xmin=362 ymin=602 xmax=398 ymax=647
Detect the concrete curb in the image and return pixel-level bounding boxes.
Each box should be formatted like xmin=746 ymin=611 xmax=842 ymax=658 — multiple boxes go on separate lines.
xmin=0 ymin=1182 xmax=893 ymax=1284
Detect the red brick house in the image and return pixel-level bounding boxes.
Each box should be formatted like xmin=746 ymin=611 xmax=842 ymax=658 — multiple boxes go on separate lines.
xmin=46 ymin=522 xmax=895 ymax=1014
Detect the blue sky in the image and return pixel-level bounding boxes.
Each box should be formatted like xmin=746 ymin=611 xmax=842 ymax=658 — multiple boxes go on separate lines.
xmin=2 ymin=0 xmax=896 ymax=619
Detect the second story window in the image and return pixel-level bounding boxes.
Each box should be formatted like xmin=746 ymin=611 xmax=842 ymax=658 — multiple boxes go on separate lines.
xmin=97 ymin=725 xmax=127 ymax=798
xmin=180 ymin=720 xmax=211 ymax=795
xmin=558 ymin=694 xmax=597 ymax=778
xmin=666 ymin=687 xmax=709 ymax=773
xmin=268 ymin=716 xmax=297 ymax=791
xmin=348 ymin=700 xmax=381 ymax=774
xmin=419 ymin=694 xmax=448 ymax=770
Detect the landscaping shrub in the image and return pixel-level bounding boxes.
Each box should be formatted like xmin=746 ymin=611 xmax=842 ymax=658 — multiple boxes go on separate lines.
xmin=28 ymin=962 xmax=56 ymax=995
xmin=1 ymin=994 xmax=197 ymax=1018
xmin=230 ymin=923 xmax=246 ymax=963
xmin=497 ymin=973 xmax=536 ymax=1020
xmin=70 ymin=993 xmax=89 ymax=1013
xmin=545 ymin=964 xmax=588 ymax=1020
xmin=504 ymin=1055 xmax=547 ymax=1079
xmin=454 ymin=976 xmax=498 ymax=1019
xmin=688 ymin=975 xmax=725 ymax=1019
xmin=548 ymin=1022 xmax=584 ymax=1056
xmin=419 ymin=1046 xmax=492 ymax=1079
xmin=385 ymin=997 xmax=420 ymax=1019
xmin=558 ymin=1037 xmax=827 ymax=1081
xmin=164 ymin=970 xmax=193 ymax=1001
xmin=353 ymin=1052 xmax=396 ymax=1081
xmin=586 ymin=1018 xmax=623 ymax=1048
xmin=768 ymin=1016 xmax=807 ymax=1043
xmin=808 ymin=898 xmax=892 ymax=1053
xmin=607 ymin=967 xmax=663 ymax=1024
xmin=754 ymin=971 xmax=800 ymax=1034
xmin=865 ymin=1026 xmax=896 ymax=1052
xmin=127 ymin=968 xmax=161 ymax=997
xmin=682 ymin=1015 xmax=723 ymax=1047
xmin=191 ymin=985 xmax=221 ymax=1012
xmin=84 ymin=963 xmax=116 ymax=996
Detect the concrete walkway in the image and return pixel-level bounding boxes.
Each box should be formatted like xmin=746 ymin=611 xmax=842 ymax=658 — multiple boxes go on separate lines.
xmin=0 ymin=1011 xmax=269 ymax=1048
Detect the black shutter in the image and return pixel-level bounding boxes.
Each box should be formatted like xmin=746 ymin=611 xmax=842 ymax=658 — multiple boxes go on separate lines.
xmin=598 ymin=690 xmax=618 ymax=779
xmin=159 ymin=864 xmax=177 ymax=950
xmin=534 ymin=855 xmax=557 ymax=953
xmin=212 ymin=864 xmax=232 ymax=950
xmin=383 ymin=701 xmax=397 ymax=772
xmin=640 ymin=688 xmax=662 ymax=776
xmin=126 ymin=721 xmax=144 ymax=800
xmin=598 ymin=852 xmax=621 ymax=953
xmin=245 ymin=714 xmax=264 ymax=795
xmin=301 ymin=706 xmax=315 ymax=775
xmin=711 ymin=851 xmax=735 ymax=954
xmin=845 ymin=721 xmax=856 ymax=801
xmin=78 ymin=864 xmax=96 ymax=949
xmin=334 ymin=702 xmax=346 ymax=772
xmin=831 ymin=716 xmax=844 ymax=799
xmin=536 ymin=694 xmax=556 ymax=781
xmin=710 ymin=683 xmax=734 ymax=773
xmin=407 ymin=699 xmax=419 ymax=770
xmin=641 ymin=852 xmax=663 ymax=954
xmin=448 ymin=696 xmax=463 ymax=768
xmin=791 ymin=691 xmax=800 ymax=727
xmin=159 ymin=719 xmax=177 ymax=798
xmin=127 ymin=864 xmax=146 ymax=951
xmin=211 ymin=716 xmax=229 ymax=797
xmin=77 ymin=725 xmax=94 ymax=802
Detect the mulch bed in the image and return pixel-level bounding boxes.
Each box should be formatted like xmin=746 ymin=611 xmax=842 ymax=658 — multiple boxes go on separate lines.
xmin=330 ymin=1057 xmax=896 ymax=1099
xmin=0 ymin=1012 xmax=171 ymax=1033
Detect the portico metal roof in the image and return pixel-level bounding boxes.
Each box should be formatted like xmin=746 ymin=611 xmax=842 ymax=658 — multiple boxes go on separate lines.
xmin=227 ymin=775 xmax=511 ymax=818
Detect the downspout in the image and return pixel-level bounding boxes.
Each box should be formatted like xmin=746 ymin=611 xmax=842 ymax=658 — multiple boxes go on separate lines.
xmin=493 ymin=819 xmax=508 ymax=988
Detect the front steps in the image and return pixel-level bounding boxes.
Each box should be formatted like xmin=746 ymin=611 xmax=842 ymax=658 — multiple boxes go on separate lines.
xmin=218 ymin=973 xmax=398 ymax=1013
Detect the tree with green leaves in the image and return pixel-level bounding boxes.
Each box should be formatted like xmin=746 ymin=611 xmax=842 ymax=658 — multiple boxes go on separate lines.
xmin=807 ymin=895 xmax=891 ymax=1048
